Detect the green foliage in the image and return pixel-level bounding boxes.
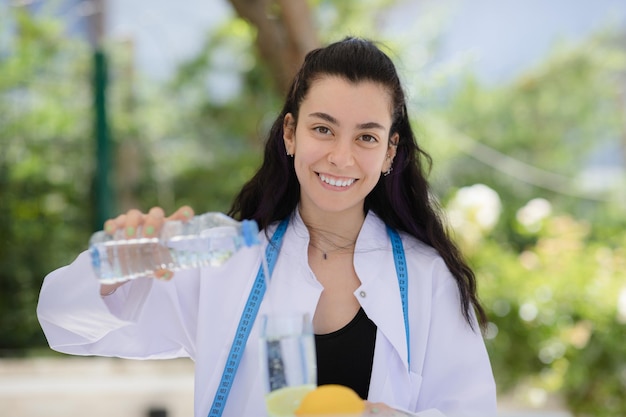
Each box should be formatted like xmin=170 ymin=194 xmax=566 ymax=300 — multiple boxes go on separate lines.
xmin=468 ymin=211 xmax=626 ymax=416
xmin=426 ymin=32 xmax=626 ymax=239
xmin=172 ymin=151 xmax=262 ymax=213
xmin=0 ymin=9 xmax=95 ymax=353
xmin=171 ymin=17 xmax=280 ymax=151
xmin=311 ymin=0 xmax=396 ymax=41
xmin=434 ymin=31 xmax=626 ymax=416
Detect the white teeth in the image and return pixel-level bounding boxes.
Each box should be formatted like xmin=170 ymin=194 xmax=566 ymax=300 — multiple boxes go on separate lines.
xmin=319 ymin=174 xmax=355 ymax=187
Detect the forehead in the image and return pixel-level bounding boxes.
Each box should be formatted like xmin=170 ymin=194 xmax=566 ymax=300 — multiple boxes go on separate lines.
xmin=300 ymin=76 xmax=394 ymax=126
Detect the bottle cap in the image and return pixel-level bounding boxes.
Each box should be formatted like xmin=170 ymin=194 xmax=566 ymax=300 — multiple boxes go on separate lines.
xmin=241 ymin=220 xmax=260 ymax=246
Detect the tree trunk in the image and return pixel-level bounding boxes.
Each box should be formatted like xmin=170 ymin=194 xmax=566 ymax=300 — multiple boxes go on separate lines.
xmin=227 ymin=0 xmax=320 ymax=94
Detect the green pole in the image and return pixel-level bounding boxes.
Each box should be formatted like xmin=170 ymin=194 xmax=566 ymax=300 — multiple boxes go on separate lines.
xmin=93 ymin=48 xmax=115 ymax=230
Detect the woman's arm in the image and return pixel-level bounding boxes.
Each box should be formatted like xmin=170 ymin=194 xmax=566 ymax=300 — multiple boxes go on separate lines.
xmin=37 ymin=250 xmax=200 ymax=359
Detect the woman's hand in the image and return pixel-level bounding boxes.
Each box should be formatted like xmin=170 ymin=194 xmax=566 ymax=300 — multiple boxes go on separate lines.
xmin=99 ymin=206 xmax=195 ymax=296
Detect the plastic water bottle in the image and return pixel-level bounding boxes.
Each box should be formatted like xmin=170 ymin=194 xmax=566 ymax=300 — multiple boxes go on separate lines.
xmin=89 ymin=212 xmax=259 ymax=283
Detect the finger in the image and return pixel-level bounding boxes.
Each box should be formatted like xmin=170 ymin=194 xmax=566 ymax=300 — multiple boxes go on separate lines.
xmin=167 ymin=205 xmax=194 ymax=222
xmin=148 ymin=206 xmax=166 ymax=219
xmin=103 ymin=219 xmax=117 ymax=235
xmin=143 ymin=207 xmax=166 ymax=237
xmin=154 ymin=268 xmax=174 ymax=281
xmin=124 ymin=209 xmax=144 ymax=238
xmin=106 ymin=214 xmax=127 ymax=237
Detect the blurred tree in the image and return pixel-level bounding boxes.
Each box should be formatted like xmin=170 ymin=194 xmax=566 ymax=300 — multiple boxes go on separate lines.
xmin=423 ymin=31 xmax=626 ymax=249
xmin=434 ymin=31 xmax=626 ymax=415
xmin=227 ymin=0 xmax=320 ymax=93
xmin=0 ymin=6 xmax=187 ymax=353
xmin=0 ymin=8 xmax=95 ymax=353
xmin=468 ymin=204 xmax=626 ymax=417
xmin=223 ymin=0 xmax=397 ymax=92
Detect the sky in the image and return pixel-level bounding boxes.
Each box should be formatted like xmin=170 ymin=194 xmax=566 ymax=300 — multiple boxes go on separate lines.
xmin=387 ymin=0 xmax=626 ymax=84
xmin=108 ymin=0 xmax=232 ymax=80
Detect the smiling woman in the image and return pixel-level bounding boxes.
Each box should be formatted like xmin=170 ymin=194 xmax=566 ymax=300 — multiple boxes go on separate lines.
xmin=37 ymin=37 xmax=496 ymax=417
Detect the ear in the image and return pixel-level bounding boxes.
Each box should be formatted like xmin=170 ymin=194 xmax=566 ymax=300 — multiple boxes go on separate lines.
xmin=283 ymin=113 xmax=296 ymax=156
xmin=382 ymin=133 xmax=399 ymax=174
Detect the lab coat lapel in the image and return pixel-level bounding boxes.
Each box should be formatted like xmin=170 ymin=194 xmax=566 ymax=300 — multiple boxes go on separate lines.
xmin=261 ymin=216 xmax=324 ymax=317
xmin=357 ymin=267 xmax=409 ymax=371
xmin=354 ymin=213 xmax=410 ymax=372
xmin=359 ymin=273 xmax=413 ymax=403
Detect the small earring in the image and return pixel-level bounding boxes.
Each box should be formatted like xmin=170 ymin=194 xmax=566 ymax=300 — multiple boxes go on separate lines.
xmin=383 ymin=154 xmax=393 ymax=176
xmin=286 ymin=151 xmax=294 ymax=158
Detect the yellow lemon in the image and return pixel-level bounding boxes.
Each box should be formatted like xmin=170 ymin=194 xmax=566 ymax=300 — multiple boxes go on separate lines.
xmin=265 ymin=385 xmax=316 ymax=417
xmin=295 ymin=384 xmax=365 ymax=416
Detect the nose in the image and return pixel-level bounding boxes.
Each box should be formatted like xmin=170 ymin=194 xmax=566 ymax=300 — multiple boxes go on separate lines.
xmin=327 ymin=139 xmax=354 ymax=168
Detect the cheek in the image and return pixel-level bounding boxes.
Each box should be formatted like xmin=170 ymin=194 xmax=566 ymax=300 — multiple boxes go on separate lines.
xmin=365 ymin=151 xmax=387 ymax=171
xmin=292 ymin=146 xmax=317 ymax=180
xmin=294 ymin=137 xmax=324 ymax=165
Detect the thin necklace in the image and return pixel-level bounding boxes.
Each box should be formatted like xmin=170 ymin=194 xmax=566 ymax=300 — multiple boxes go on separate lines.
xmin=308 ymin=240 xmax=356 ymax=260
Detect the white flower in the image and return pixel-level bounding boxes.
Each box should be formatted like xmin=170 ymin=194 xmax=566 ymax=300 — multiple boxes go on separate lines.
xmin=447 ymin=184 xmax=502 ymax=243
xmin=516 ymin=198 xmax=552 ymax=232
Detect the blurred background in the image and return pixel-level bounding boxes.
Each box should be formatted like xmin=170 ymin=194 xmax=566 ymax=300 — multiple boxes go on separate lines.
xmin=1 ymin=0 xmax=626 ymax=416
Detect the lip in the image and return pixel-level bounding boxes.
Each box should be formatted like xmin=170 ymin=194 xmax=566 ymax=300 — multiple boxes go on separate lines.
xmin=317 ymin=173 xmax=357 ymax=188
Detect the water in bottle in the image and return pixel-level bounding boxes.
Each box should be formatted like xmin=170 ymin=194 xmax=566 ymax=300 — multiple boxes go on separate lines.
xmin=89 ymin=212 xmax=259 ymax=283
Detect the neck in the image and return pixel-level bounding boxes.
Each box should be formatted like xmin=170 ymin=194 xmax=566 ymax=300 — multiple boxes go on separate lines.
xmin=298 ymin=206 xmax=365 ymax=258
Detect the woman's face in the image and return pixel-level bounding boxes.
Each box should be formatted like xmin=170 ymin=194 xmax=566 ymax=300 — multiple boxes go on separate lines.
xmin=283 ymin=76 xmax=397 ymax=219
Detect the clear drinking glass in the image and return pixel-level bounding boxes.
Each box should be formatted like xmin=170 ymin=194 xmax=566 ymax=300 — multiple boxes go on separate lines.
xmin=259 ymin=313 xmax=317 ymax=417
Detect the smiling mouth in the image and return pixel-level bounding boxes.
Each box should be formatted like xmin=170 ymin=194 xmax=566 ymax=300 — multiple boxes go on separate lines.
xmin=318 ymin=173 xmax=356 ymax=187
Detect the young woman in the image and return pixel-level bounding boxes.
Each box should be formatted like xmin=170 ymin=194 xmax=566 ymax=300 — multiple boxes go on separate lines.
xmin=38 ymin=37 xmax=497 ymax=416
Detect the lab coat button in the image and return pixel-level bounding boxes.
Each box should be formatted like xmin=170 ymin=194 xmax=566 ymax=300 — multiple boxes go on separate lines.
xmin=359 ymin=291 xmax=366 ymax=298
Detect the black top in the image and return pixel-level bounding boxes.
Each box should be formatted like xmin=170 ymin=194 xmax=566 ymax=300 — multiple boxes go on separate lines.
xmin=315 ymin=307 xmax=377 ymax=399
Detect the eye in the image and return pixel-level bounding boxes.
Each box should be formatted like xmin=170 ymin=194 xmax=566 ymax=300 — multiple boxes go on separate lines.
xmin=313 ymin=126 xmax=332 ymax=135
xmin=358 ymin=134 xmax=378 ymax=143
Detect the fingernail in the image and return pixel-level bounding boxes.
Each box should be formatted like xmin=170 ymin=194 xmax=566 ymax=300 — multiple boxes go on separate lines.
xmin=183 ymin=209 xmax=192 ymax=219
xmin=105 ymin=224 xmax=114 ymax=234
xmin=145 ymin=225 xmax=155 ymax=236
xmin=161 ymin=271 xmax=172 ymax=281
xmin=126 ymin=226 xmax=135 ymax=237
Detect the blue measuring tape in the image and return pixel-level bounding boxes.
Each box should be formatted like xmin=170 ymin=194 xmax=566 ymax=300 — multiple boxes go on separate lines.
xmin=387 ymin=226 xmax=410 ymax=368
xmin=207 ymin=218 xmax=289 ymax=417
xmin=208 ymin=219 xmax=409 ymax=416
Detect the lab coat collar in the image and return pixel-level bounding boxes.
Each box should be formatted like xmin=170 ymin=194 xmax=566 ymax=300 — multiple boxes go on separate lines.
xmin=259 ymin=213 xmax=322 ymax=318
xmin=289 ymin=210 xmax=410 ymax=371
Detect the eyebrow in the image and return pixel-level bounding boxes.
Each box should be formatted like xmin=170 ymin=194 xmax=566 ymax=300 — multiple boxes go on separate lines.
xmin=308 ymin=112 xmax=386 ymax=131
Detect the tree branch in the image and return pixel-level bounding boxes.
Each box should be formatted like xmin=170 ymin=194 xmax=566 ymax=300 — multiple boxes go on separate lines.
xmin=227 ymin=0 xmax=319 ymax=93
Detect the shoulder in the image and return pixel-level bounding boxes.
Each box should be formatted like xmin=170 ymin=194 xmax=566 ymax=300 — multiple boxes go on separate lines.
xmin=400 ymin=232 xmax=453 ymax=285
xmin=363 ymin=211 xmax=451 ymax=277
xmin=370 ymin=215 xmax=455 ymax=292
xmin=365 ymin=211 xmax=442 ymax=266
xmin=396 ymin=229 xmax=439 ymax=260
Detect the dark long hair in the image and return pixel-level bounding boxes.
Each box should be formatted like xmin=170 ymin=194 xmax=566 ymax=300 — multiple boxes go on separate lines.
xmin=229 ymin=37 xmax=487 ymax=330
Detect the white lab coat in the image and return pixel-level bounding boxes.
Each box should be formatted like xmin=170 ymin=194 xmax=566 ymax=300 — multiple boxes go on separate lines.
xmin=37 ymin=210 xmax=497 ymax=417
